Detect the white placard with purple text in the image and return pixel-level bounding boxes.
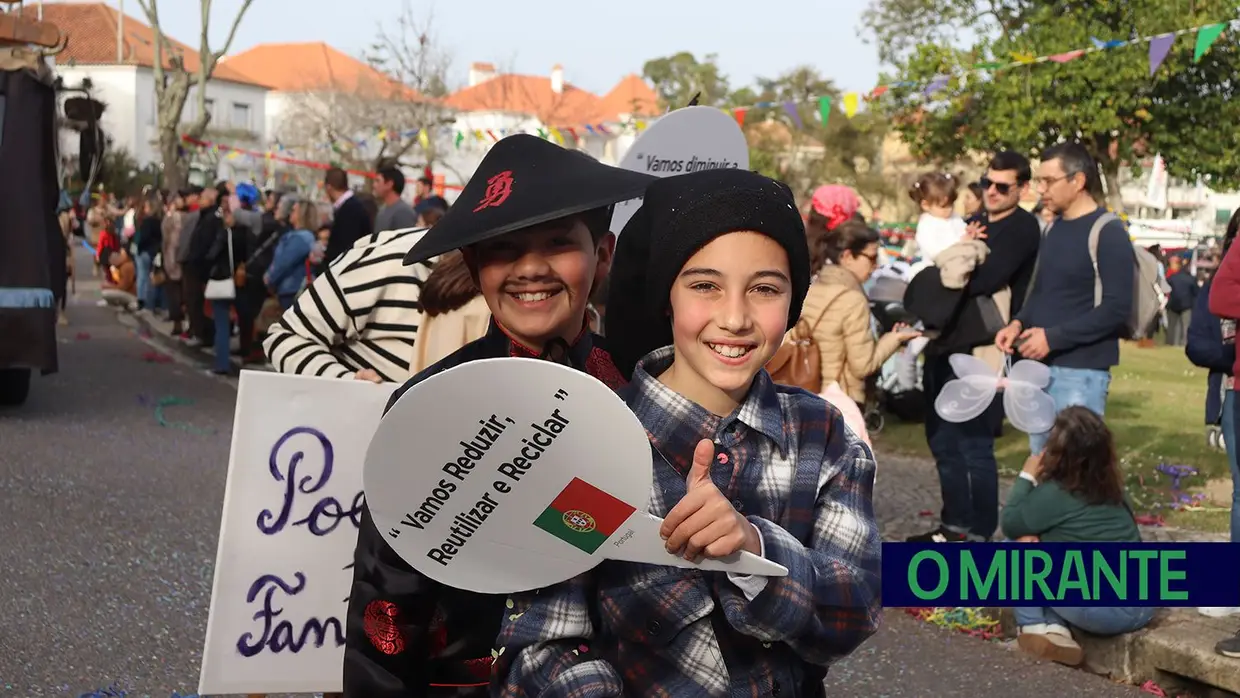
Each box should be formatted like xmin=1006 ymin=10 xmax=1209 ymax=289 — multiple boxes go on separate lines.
xmin=198 ymin=371 xmax=396 ymax=695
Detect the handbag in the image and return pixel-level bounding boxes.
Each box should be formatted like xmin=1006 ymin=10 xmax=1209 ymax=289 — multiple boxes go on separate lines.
xmin=204 ymin=226 xmax=237 ymax=301
xmin=150 ymin=253 xmax=166 ymax=287
xmin=765 ymin=294 xmax=836 ymax=393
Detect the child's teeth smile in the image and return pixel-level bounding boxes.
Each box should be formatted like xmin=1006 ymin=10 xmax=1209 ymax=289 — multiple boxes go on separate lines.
xmin=512 ymin=291 xmax=555 ymax=302
xmin=707 ymin=343 xmax=752 ymax=358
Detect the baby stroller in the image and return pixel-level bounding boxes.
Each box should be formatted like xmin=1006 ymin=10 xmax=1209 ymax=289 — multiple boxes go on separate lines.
xmin=864 ymin=268 xmax=926 ymax=432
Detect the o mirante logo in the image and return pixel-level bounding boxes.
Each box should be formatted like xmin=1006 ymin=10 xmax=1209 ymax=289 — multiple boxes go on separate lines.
xmin=562 ymin=510 xmax=596 ymax=533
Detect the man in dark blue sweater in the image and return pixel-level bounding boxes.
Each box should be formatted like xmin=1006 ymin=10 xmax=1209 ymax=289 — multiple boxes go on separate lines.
xmin=996 ymin=143 xmax=1134 ymax=455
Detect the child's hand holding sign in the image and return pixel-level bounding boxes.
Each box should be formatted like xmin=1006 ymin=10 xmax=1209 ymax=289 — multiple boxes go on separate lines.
xmin=660 ymin=439 xmax=761 ymax=563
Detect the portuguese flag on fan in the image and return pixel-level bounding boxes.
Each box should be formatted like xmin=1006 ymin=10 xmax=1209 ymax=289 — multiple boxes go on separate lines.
xmin=532 ymin=477 xmax=636 ymax=554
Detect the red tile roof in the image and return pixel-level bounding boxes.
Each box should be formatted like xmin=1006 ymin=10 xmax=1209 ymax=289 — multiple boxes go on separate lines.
xmin=445 ymin=73 xmax=603 ymax=128
xmin=25 ymin=1 xmax=262 ymax=86
xmin=222 ymin=42 xmax=423 ymax=100
xmin=445 ymin=71 xmax=663 ymax=127
xmin=598 ymin=74 xmax=660 ymax=121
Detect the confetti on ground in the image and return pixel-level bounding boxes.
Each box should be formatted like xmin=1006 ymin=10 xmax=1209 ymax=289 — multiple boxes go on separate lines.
xmin=918 ymin=510 xmax=934 ymax=517
xmin=1139 ymin=679 xmax=1166 ymax=695
xmin=74 ymin=331 xmax=91 ymax=340
xmin=903 ymin=607 xmax=1001 ymax=640
xmin=149 ymin=395 xmax=214 ymax=435
xmin=1134 ymin=514 xmax=1166 ymax=527
xmin=141 ymin=350 xmax=173 ymax=364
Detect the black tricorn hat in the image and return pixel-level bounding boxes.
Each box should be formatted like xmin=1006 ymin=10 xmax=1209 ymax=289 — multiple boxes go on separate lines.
xmin=403 ymin=134 xmax=657 ymax=265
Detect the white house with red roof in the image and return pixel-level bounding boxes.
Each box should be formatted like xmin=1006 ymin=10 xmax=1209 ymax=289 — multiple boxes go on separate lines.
xmin=34 ymin=1 xmax=270 ymax=182
xmin=438 ymin=62 xmax=659 ymax=189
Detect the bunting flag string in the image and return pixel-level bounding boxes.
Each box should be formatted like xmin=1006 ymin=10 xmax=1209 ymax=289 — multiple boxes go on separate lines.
xmin=187 ymin=18 xmax=1234 ymax=172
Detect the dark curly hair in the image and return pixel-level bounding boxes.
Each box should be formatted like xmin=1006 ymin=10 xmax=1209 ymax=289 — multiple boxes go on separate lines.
xmin=1039 ymin=406 xmax=1125 ymax=506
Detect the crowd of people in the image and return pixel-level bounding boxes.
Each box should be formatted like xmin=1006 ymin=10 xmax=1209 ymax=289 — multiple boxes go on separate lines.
xmin=71 ymin=167 xmax=450 ymax=377
xmin=235 ymin=134 xmax=1239 ymax=697
xmin=64 ymin=131 xmax=1240 ymax=693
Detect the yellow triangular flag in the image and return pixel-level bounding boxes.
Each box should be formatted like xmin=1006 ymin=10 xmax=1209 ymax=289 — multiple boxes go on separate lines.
xmin=377 ymin=128 xmax=388 ymax=141
xmin=418 ymin=128 xmax=430 ymax=150
xmin=843 ymin=92 xmax=859 ymax=118
xmin=1011 ymin=51 xmax=1036 ymax=64
xmin=550 ymin=128 xmax=565 ymax=145
xmin=473 ymin=130 xmax=484 ymax=141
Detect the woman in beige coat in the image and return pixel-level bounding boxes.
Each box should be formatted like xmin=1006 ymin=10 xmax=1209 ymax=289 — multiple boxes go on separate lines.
xmin=801 ymin=219 xmax=921 ymax=406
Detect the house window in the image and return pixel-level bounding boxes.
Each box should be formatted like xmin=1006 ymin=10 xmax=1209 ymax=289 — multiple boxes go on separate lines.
xmin=231 ymin=102 xmax=251 ymax=130
xmin=204 ymin=98 xmax=215 ymax=121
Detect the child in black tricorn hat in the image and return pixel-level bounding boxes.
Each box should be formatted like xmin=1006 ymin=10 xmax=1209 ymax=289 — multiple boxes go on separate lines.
xmin=344 ymin=135 xmax=655 ymax=698
xmin=493 ymin=169 xmax=881 ymax=697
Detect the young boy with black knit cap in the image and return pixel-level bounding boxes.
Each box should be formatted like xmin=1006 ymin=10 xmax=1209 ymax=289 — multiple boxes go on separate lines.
xmin=494 ymin=169 xmax=882 ymax=697
xmin=344 ymin=134 xmax=655 ymax=698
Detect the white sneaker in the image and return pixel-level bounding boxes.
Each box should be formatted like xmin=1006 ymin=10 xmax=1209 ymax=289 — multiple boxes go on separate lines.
xmin=1198 ymin=607 xmax=1240 ymax=618
xmin=1017 ymin=623 xmax=1084 ymax=666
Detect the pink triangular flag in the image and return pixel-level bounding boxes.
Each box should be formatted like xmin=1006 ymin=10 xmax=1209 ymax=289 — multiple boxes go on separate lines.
xmin=1149 ymin=33 xmax=1175 ymax=76
xmin=1049 ymin=50 xmax=1085 ymax=63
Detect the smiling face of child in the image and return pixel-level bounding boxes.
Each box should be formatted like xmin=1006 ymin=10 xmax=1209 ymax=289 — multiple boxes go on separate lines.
xmin=464 ymin=215 xmax=614 ymax=352
xmin=660 ymin=231 xmax=792 ymax=415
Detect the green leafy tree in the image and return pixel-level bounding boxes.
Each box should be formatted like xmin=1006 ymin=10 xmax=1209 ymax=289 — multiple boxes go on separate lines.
xmin=642 ymin=52 xmax=731 ymax=109
xmin=864 ymin=0 xmax=1240 ymax=207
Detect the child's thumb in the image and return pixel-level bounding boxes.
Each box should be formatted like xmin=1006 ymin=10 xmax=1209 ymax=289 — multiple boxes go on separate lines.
xmin=686 ymin=439 xmax=715 ymax=489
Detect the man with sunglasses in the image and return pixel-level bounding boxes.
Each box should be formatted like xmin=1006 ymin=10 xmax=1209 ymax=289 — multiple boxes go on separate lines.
xmin=908 ymin=150 xmax=1042 ymax=543
xmin=996 ymin=142 xmax=1134 ymax=455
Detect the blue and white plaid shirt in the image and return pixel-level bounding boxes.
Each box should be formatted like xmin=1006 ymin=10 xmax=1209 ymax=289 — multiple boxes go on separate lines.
xmin=493 ymin=346 xmax=882 ymax=697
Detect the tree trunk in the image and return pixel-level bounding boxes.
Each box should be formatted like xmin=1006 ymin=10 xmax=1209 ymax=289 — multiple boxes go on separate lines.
xmin=161 ymin=137 xmax=186 ymax=190
xmin=1100 ymin=158 xmax=1123 ymax=213
xmin=160 ymin=131 xmax=188 ymax=191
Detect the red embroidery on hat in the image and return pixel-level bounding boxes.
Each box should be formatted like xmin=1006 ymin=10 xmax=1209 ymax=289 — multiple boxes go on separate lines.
xmin=473 ymin=170 xmax=514 ymax=212
xmin=363 ymin=599 xmax=405 ymax=655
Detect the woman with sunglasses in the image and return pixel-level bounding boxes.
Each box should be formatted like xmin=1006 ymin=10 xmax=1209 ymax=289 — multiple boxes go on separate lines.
xmin=798 ymin=218 xmax=921 ymax=411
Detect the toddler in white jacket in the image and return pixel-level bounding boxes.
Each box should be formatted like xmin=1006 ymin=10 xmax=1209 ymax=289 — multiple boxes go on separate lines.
xmin=909 ymin=171 xmax=969 ymax=263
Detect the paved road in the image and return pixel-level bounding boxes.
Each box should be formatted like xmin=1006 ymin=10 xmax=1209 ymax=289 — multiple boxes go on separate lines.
xmin=0 ymin=262 xmax=1147 ymax=697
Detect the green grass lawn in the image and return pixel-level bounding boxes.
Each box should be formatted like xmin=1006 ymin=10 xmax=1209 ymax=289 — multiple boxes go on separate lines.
xmin=873 ymin=343 xmax=1234 ymax=533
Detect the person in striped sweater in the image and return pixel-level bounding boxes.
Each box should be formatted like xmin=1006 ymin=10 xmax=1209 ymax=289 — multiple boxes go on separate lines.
xmin=262 ymin=225 xmax=433 ymax=382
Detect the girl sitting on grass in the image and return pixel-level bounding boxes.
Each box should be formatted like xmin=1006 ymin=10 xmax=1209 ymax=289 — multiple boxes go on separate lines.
xmin=1003 ymin=405 xmax=1153 ymax=666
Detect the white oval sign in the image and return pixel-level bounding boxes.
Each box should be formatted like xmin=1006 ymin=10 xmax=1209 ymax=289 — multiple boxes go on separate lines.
xmin=363 ymin=358 xmax=785 ymax=595
xmin=611 ymin=106 xmax=750 ymax=234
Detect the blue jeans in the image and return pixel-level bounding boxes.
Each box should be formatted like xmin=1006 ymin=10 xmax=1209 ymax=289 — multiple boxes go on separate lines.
xmin=1028 ymin=366 xmax=1112 ymax=455
xmin=1228 ymin=390 xmax=1240 ymax=542
xmin=1013 ymin=605 xmax=1155 ymax=636
xmin=278 ymin=293 xmax=297 ymax=311
xmin=924 ymin=353 xmax=1001 ymax=540
xmin=211 ymin=300 xmax=234 ymax=373
xmin=135 ymin=251 xmax=153 ymax=308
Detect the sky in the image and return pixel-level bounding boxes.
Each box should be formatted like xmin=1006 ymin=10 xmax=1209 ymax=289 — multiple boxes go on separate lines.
xmin=145 ymin=0 xmax=883 ymax=97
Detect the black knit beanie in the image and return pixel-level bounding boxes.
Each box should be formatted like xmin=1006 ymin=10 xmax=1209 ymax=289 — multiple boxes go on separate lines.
xmin=605 ymin=168 xmax=811 ymax=379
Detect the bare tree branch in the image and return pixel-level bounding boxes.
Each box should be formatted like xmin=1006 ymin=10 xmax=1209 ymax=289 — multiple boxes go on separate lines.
xmin=277 ymin=2 xmax=453 ymax=178
xmin=135 ymin=0 xmax=257 ymax=189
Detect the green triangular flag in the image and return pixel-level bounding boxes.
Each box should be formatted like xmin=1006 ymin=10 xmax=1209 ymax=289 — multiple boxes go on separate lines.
xmin=538 ymin=128 xmax=549 ymax=139
xmin=1194 ymin=23 xmax=1226 ymax=63
xmin=454 ymin=131 xmax=464 ymax=149
xmin=818 ymin=96 xmax=831 ymax=126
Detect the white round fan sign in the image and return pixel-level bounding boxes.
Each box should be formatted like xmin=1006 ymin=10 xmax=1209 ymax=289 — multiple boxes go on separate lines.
xmin=364 ymin=358 xmax=785 ymax=595
xmin=611 ymin=106 xmax=750 ymax=234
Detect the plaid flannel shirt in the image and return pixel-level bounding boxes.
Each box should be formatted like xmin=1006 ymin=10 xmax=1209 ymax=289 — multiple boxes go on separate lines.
xmin=493 ymin=346 xmax=882 ymax=697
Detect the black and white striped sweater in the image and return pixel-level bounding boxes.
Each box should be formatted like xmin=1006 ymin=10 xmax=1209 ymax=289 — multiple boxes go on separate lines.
xmin=262 ymin=227 xmax=432 ymax=382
